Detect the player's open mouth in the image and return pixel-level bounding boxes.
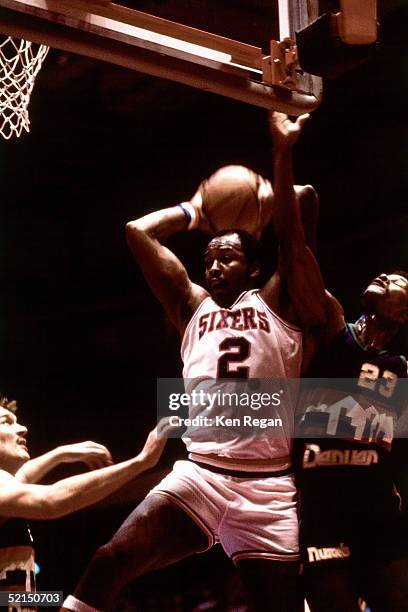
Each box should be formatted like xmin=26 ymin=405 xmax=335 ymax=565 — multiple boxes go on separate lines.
xmin=370 ymin=278 xmax=386 ymax=289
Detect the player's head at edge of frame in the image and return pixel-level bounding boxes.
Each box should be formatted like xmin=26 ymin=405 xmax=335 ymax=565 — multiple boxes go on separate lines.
xmin=0 ymin=397 xmax=29 ymax=474
xmin=363 ymin=271 xmax=408 ymax=327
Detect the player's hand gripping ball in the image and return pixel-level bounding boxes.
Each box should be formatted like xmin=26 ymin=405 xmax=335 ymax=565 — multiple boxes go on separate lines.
xmin=196 ymin=165 xmax=273 ymax=238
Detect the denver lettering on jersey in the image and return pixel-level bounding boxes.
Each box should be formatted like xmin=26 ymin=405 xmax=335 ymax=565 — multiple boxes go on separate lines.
xmin=303 ymin=443 xmax=379 ymax=468
xmin=198 ymin=307 xmax=270 ymax=339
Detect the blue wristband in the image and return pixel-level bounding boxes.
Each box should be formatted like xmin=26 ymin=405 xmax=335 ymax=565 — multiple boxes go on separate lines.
xmin=178 ymin=202 xmax=198 ymax=230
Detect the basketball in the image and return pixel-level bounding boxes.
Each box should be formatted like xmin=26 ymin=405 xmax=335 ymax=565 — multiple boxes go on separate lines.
xmin=197 ymin=165 xmax=272 ymax=237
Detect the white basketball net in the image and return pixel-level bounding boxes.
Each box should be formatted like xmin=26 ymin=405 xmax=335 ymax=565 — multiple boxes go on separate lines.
xmin=0 ymin=36 xmax=49 ymax=140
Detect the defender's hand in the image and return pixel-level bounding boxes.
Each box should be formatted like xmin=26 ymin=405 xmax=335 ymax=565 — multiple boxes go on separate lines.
xmin=269 ymin=111 xmax=309 ymax=150
xmin=137 ymin=418 xmax=179 ymax=469
xmin=59 ymin=442 xmax=113 ymax=470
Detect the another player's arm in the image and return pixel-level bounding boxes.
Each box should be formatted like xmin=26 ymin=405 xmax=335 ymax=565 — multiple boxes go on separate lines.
xmin=292 ymin=183 xmax=344 ymax=371
xmin=293 ymin=183 xmax=346 ymax=339
xmin=126 ymin=204 xmax=208 ymax=333
xmin=262 ymin=112 xmax=328 ymax=329
xmin=295 ymin=184 xmax=319 ymax=256
xmin=15 ymin=442 xmax=113 ymax=484
xmin=302 ymin=291 xmax=345 ymax=372
xmin=0 ymin=422 xmax=171 ymax=520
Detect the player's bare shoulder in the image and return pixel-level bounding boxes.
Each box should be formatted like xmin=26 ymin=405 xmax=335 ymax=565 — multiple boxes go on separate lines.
xmin=324 ymin=290 xmax=345 ymax=340
xmin=0 ymin=469 xmax=20 ymax=492
xmin=0 ymin=469 xmax=15 ymax=482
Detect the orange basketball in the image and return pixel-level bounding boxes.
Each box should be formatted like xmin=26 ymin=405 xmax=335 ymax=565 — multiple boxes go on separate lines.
xmin=197 ymin=165 xmax=272 ymax=237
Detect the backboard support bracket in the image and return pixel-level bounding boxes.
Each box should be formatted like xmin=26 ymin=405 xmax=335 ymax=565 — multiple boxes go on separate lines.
xmin=0 ymin=0 xmax=322 ymax=114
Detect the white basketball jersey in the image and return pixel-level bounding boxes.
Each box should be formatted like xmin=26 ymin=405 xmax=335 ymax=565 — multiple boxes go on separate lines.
xmin=180 ymin=289 xmax=302 ymax=461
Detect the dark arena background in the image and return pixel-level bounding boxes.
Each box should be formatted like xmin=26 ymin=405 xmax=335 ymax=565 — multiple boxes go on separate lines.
xmin=0 ymin=0 xmax=406 ymax=609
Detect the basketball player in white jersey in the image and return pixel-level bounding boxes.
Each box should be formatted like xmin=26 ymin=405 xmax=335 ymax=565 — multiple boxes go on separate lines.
xmin=62 ymin=113 xmax=328 ymax=612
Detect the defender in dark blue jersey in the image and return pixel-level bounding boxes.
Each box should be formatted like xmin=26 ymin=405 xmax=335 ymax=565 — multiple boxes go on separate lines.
xmin=296 ymin=272 xmax=408 ymax=611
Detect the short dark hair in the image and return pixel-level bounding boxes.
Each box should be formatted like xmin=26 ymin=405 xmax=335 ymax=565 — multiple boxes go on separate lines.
xmin=0 ymin=395 xmax=17 ymax=413
xmin=211 ymin=229 xmax=261 ymax=267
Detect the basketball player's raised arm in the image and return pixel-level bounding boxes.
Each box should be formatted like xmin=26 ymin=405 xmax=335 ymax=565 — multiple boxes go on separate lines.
xmin=0 ymin=421 xmax=172 ymax=520
xmin=126 ymin=201 xmax=208 ymax=333
xmin=267 ymin=111 xmax=328 ymax=329
xmin=15 ymin=441 xmax=113 ymax=484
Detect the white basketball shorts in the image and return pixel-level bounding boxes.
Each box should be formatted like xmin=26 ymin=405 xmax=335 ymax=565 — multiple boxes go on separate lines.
xmin=150 ymin=460 xmax=299 ymax=565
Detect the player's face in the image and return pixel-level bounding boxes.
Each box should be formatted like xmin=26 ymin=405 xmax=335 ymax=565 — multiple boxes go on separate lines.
xmin=0 ymin=407 xmax=29 ymax=474
xmin=363 ymin=273 xmax=408 ymax=324
xmin=204 ymin=233 xmax=253 ymax=307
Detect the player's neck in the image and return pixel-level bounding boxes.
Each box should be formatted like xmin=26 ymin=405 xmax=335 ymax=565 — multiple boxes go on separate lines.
xmin=212 ymin=288 xmax=247 ymax=308
xmin=0 ymin=457 xmax=22 ymax=475
xmin=354 ymin=314 xmax=398 ymax=350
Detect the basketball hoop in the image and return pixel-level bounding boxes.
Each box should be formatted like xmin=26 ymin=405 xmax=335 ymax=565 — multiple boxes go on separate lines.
xmin=0 ymin=35 xmax=49 ymax=140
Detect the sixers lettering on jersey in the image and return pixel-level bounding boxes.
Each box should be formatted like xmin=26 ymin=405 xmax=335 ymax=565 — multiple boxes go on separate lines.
xmin=198 ymin=307 xmax=270 ymax=339
xmin=182 ymin=289 xmax=302 ymax=381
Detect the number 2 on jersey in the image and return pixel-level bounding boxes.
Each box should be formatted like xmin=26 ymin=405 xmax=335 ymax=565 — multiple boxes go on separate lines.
xmin=217 ymin=337 xmax=251 ymax=378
